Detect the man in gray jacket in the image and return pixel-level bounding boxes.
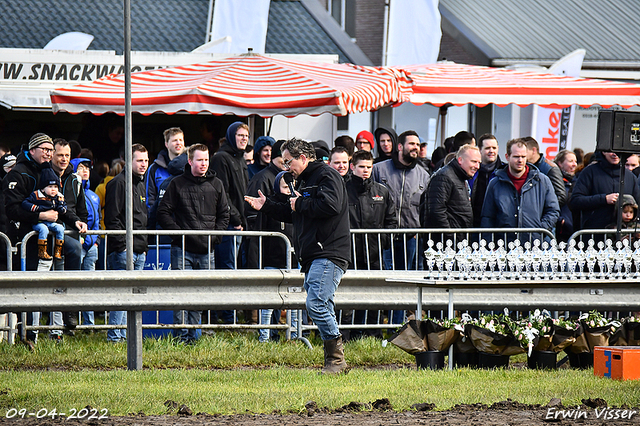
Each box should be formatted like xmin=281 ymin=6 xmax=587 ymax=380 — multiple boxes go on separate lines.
xmin=372 ymin=130 xmax=430 ymax=271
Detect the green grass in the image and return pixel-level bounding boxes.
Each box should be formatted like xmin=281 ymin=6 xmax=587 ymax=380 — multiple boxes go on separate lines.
xmin=1 ymin=332 xmax=639 ymax=416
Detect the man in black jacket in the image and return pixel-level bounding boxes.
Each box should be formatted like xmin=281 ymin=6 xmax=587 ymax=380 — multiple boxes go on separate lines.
xmin=245 ymin=138 xmax=350 ymax=374
xmin=470 ymin=134 xmax=505 ymax=228
xmin=346 ymin=150 xmax=396 ymax=339
xmin=210 ymin=121 xmax=249 ymax=324
xmin=427 ymin=145 xmax=481 ymax=242
xmin=524 ymin=137 xmax=566 ymax=207
xmin=50 ymin=138 xmax=89 ymax=339
xmin=157 ymin=144 xmax=230 ymax=343
xmin=347 ymin=150 xmax=397 ymax=270
xmin=104 ymin=143 xmax=149 ymax=342
xmin=3 ymin=133 xmax=85 ymax=348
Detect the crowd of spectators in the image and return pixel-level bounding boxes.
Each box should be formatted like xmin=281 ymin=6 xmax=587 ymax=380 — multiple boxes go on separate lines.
xmin=1 ymin=121 xmax=633 ymax=350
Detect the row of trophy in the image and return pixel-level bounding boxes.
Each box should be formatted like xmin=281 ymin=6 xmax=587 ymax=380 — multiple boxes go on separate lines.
xmin=423 ymin=238 xmax=640 ymax=280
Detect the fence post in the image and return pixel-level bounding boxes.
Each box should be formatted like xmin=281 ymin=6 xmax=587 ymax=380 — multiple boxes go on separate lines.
xmin=127 ymin=310 xmax=143 ymax=370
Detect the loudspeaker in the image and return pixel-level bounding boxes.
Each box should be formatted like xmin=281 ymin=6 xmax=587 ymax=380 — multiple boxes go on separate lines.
xmin=596 ymin=110 xmax=640 ymax=153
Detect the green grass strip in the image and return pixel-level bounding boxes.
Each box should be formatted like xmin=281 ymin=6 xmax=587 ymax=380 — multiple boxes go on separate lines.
xmin=1 ymin=333 xmax=639 ymax=415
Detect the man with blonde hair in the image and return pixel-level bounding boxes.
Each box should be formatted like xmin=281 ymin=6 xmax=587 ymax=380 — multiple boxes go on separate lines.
xmin=158 ymin=144 xmax=229 ymax=343
xmin=146 ymin=127 xmax=186 ymax=211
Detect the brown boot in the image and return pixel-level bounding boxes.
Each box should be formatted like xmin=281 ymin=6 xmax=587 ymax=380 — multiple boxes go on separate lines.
xmin=37 ymin=239 xmax=52 ymax=260
xmin=321 ymin=335 xmax=348 ymax=375
xmin=53 ymin=239 xmax=64 ymax=260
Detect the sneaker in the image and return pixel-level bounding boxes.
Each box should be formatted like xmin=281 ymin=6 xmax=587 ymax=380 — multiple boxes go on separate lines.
xmin=49 ymin=334 xmax=63 ymax=344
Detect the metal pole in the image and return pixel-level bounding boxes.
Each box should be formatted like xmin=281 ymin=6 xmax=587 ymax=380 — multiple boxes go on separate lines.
xmin=616 ymin=154 xmax=629 ymax=240
xmin=448 ymin=288 xmax=454 ymax=370
xmin=124 ymin=0 xmax=142 ymax=371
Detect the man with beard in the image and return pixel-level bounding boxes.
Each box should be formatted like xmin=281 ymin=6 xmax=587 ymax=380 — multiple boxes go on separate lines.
xmin=372 ymin=130 xmax=430 ymax=271
xmin=481 ymin=138 xmax=559 ymax=242
xmin=470 ymin=134 xmax=505 ymax=227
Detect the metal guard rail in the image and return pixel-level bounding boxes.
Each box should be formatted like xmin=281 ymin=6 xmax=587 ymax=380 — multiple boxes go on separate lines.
xmin=2 ymin=269 xmax=639 ymax=313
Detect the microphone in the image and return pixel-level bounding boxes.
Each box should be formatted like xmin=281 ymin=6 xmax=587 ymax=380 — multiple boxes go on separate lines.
xmin=283 ymin=172 xmax=296 ymax=195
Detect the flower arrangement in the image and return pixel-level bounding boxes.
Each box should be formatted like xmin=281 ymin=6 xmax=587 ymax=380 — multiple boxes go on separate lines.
xmin=551 ymin=316 xmax=578 ymax=331
xmin=580 ymin=310 xmax=622 ymax=333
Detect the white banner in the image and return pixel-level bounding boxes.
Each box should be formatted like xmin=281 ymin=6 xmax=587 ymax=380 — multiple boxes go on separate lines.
xmin=386 ymin=0 xmax=441 ymax=66
xmin=206 ymin=0 xmax=271 ymax=55
xmin=532 ymin=50 xmax=585 ymax=155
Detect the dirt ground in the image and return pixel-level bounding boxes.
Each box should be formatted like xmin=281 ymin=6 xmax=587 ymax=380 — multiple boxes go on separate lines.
xmin=2 ymin=398 xmax=639 ymax=426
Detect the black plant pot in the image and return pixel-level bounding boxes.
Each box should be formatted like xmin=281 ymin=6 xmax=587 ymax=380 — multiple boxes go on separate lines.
xmin=478 ymin=352 xmax=509 ymax=369
xmin=454 ymin=351 xmax=479 ymax=368
xmin=527 ymin=350 xmax=558 ymax=370
xmin=415 ymin=350 xmax=446 ymax=370
xmin=566 ymin=351 xmax=594 ymax=369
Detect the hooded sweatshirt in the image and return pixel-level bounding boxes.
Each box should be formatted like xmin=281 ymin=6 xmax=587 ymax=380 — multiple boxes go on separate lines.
xmin=70 ymin=158 xmax=100 ymax=250
xmin=374 ymin=127 xmax=397 ymax=164
xmin=210 ymin=122 xmax=249 ymax=228
xmin=247 ymin=135 xmax=275 ymax=180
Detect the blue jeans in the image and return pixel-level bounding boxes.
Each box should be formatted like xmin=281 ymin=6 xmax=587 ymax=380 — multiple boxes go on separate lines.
xmin=259 ymin=309 xmax=298 ymax=342
xmin=81 ymin=244 xmax=98 ymax=271
xmin=107 ymin=250 xmax=146 ymax=342
xmin=214 ymin=226 xmax=241 ymax=323
xmin=170 ymin=246 xmax=213 ymax=342
xmin=303 ymin=258 xmax=344 ymax=341
xmin=33 ymin=222 xmax=64 ymax=241
xmin=383 ymin=236 xmax=417 ymax=271
xmin=383 ymin=236 xmax=417 ymax=325
xmin=80 ymin=244 xmax=99 ymax=325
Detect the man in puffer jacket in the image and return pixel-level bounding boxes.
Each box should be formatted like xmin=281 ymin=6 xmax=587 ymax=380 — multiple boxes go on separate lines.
xmin=426 ymin=145 xmax=481 ymax=242
xmin=481 ymin=138 xmax=560 ymax=242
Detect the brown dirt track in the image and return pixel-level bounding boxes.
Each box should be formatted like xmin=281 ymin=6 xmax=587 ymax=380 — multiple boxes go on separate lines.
xmin=2 ymin=399 xmax=639 ymax=426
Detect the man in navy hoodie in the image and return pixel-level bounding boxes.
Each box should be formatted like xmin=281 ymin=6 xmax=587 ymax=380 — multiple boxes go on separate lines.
xmin=210 ymin=122 xmax=249 ymax=323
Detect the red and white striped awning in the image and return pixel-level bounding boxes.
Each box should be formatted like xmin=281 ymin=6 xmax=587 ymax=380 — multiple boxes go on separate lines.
xmin=50 ymin=54 xmax=412 ymax=117
xmin=401 ymin=62 xmax=640 ymax=109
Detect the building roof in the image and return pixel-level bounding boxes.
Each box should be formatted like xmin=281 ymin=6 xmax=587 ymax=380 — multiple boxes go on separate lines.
xmin=440 ymin=0 xmax=640 ymax=66
xmin=0 ymin=0 xmax=371 ymax=64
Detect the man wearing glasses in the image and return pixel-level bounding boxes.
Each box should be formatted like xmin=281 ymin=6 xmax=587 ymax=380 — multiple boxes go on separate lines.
xmin=210 ymin=122 xmax=250 ymax=323
xmin=3 ymin=133 xmax=84 ymax=349
xmin=245 ymin=138 xmax=351 ymax=374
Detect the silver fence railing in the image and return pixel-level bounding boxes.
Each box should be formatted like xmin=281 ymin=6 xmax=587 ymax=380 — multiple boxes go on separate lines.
xmin=6 ymin=227 xmax=557 ymax=340
xmin=5 ymin=226 xmax=627 ymax=342
xmin=568 ymin=228 xmax=639 ymax=245
xmin=14 ymin=229 xmax=297 ymax=340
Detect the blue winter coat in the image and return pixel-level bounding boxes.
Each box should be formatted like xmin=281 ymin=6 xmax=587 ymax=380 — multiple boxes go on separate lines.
xmin=82 ymin=183 xmax=101 ymax=251
xmin=480 ymin=165 xmax=560 ymax=237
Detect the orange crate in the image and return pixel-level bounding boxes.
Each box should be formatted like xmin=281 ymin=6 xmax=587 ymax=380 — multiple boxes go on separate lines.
xmin=594 ymin=346 xmax=640 ymax=381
